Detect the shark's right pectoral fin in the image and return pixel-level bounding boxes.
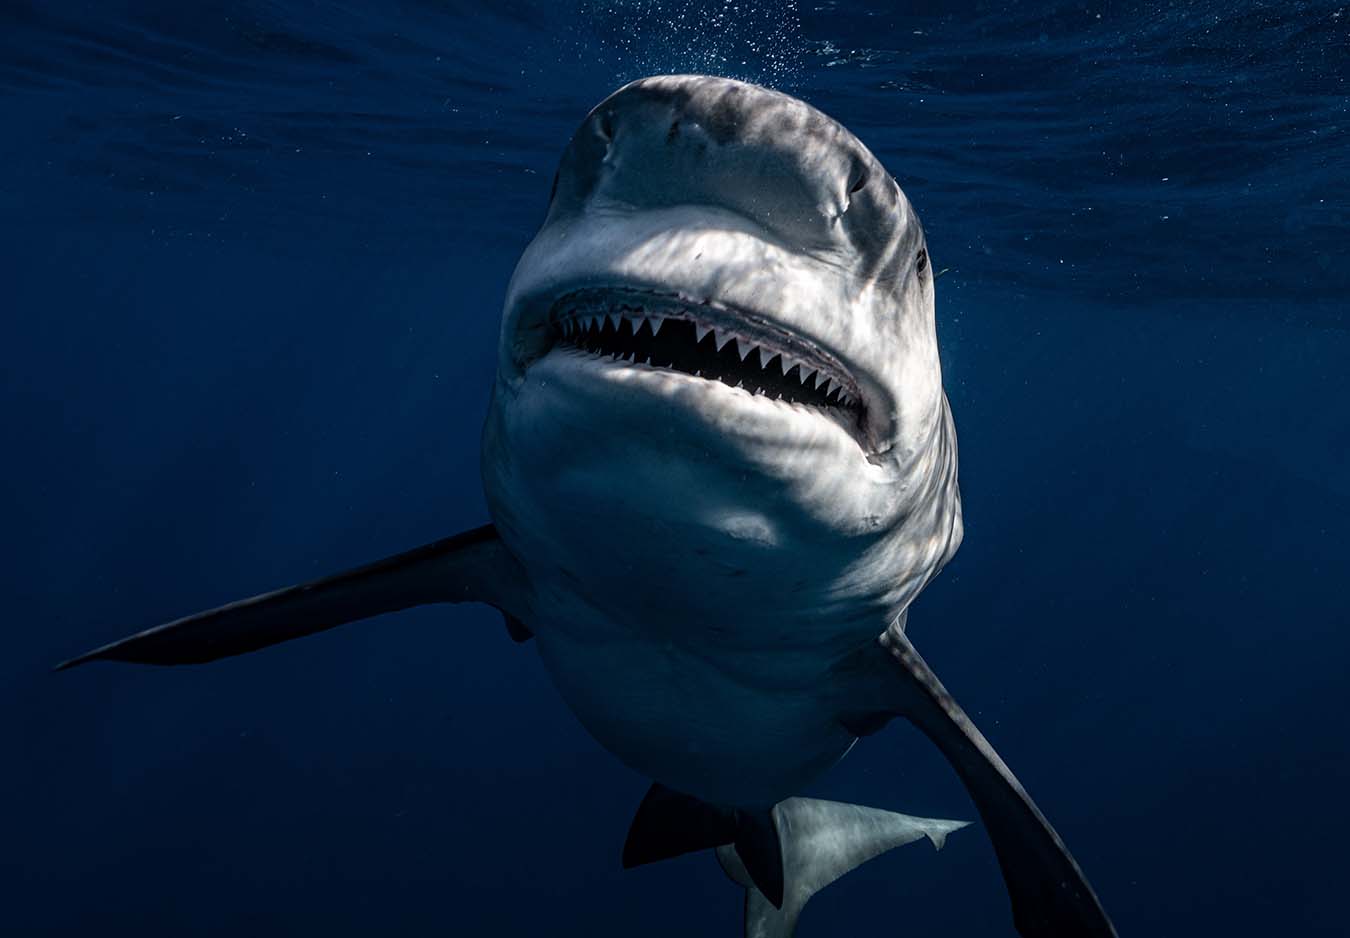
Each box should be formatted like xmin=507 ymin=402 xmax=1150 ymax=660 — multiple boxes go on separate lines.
xmin=55 ymin=523 xmax=529 ymax=669
xmin=870 ymin=624 xmax=1118 ymax=938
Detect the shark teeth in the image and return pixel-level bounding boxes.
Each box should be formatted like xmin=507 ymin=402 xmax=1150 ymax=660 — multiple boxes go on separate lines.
xmin=550 ymin=299 xmax=862 ymax=418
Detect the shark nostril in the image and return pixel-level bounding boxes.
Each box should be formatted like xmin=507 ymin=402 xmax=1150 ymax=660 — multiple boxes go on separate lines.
xmin=840 ymin=168 xmax=869 ymax=216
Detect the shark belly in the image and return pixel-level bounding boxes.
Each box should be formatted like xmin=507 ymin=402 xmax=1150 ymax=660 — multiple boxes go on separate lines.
xmin=531 ymin=611 xmax=857 ymax=807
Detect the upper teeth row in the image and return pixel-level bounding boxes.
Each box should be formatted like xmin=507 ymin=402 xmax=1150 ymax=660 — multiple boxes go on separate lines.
xmin=559 ymin=312 xmax=856 ymax=406
xmin=563 ymin=311 xmax=668 ymax=338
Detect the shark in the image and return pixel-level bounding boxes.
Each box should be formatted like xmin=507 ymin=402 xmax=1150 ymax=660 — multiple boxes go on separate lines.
xmin=58 ymin=75 xmax=1117 ymax=937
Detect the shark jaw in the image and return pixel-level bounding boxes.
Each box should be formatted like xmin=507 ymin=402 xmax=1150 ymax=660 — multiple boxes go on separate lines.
xmin=528 ymin=285 xmax=878 ymax=456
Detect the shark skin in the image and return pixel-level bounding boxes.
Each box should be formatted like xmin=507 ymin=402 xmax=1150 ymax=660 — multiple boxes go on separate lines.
xmin=58 ymin=76 xmax=1117 ymax=937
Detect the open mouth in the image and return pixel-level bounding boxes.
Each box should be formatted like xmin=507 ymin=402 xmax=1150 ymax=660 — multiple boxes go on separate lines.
xmin=539 ymin=288 xmax=865 ymax=422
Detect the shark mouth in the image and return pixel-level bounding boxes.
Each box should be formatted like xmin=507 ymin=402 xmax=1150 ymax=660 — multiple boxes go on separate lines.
xmin=542 ymin=288 xmax=866 ymax=424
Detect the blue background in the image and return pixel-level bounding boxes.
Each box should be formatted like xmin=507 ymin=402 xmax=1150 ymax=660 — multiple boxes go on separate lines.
xmin=3 ymin=2 xmax=1346 ymax=935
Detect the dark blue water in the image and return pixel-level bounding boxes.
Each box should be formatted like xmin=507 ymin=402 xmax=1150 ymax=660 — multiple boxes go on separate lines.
xmin=3 ymin=2 xmax=1346 ymax=935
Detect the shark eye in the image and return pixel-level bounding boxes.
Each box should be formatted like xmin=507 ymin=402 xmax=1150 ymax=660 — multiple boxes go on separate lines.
xmin=916 ymin=249 xmax=928 ymax=274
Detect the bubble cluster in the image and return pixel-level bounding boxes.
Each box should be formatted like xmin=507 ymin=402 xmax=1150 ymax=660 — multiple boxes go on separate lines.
xmin=576 ymin=0 xmax=807 ymax=90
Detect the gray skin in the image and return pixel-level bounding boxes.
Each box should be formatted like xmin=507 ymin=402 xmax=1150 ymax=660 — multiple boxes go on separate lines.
xmin=57 ymin=76 xmax=1116 ymax=938
xmin=483 ymin=75 xmax=960 ymax=807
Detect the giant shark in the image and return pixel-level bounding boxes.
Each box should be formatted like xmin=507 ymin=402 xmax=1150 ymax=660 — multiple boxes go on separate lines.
xmin=59 ymin=75 xmax=1117 ymax=937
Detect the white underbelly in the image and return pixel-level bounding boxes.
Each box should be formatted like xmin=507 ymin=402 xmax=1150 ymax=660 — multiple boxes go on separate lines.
xmin=532 ymin=625 xmax=856 ymax=807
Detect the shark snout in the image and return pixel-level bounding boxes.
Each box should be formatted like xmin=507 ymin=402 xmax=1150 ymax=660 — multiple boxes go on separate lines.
xmin=548 ymin=75 xmax=913 ymax=272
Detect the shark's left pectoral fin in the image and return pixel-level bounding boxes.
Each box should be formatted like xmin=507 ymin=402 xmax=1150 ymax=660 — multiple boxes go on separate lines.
xmin=55 ymin=524 xmax=530 ymax=669
xmin=868 ymin=624 xmax=1118 ymax=938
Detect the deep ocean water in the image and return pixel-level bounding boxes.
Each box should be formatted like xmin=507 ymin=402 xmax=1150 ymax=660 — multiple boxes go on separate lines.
xmin=2 ymin=2 xmax=1347 ymax=935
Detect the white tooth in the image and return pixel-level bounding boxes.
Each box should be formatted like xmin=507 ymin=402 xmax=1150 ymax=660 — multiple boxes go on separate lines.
xmin=820 ymin=376 xmax=835 ymax=395
xmin=799 ymin=366 xmax=816 ymax=385
xmin=779 ymin=355 xmax=795 ymax=375
xmin=607 ymin=312 xmax=622 ymax=331
xmin=737 ymin=340 xmax=754 ymax=362
xmin=649 ymin=316 xmax=664 ymax=336
xmin=695 ymin=323 xmax=711 ymax=343
xmin=715 ymin=331 xmax=735 ymax=352
xmin=755 ymin=347 xmax=771 ymax=369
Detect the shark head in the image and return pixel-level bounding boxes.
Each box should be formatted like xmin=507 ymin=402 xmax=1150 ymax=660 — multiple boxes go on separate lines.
xmin=483 ymin=75 xmax=962 ymax=647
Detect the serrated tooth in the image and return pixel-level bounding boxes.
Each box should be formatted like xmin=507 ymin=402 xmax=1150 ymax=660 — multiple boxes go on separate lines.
xmin=819 ymin=376 xmax=835 ymax=395
xmin=607 ymin=312 xmax=621 ymax=331
xmin=715 ymin=331 xmax=735 ymax=352
xmin=799 ymin=366 xmax=816 ymax=385
xmin=737 ymin=339 xmax=754 ymax=362
xmin=779 ymin=355 xmax=795 ymax=375
xmin=755 ymin=347 xmax=772 ymax=369
xmin=649 ymin=315 xmax=664 ymax=336
xmin=695 ymin=323 xmax=711 ymax=343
